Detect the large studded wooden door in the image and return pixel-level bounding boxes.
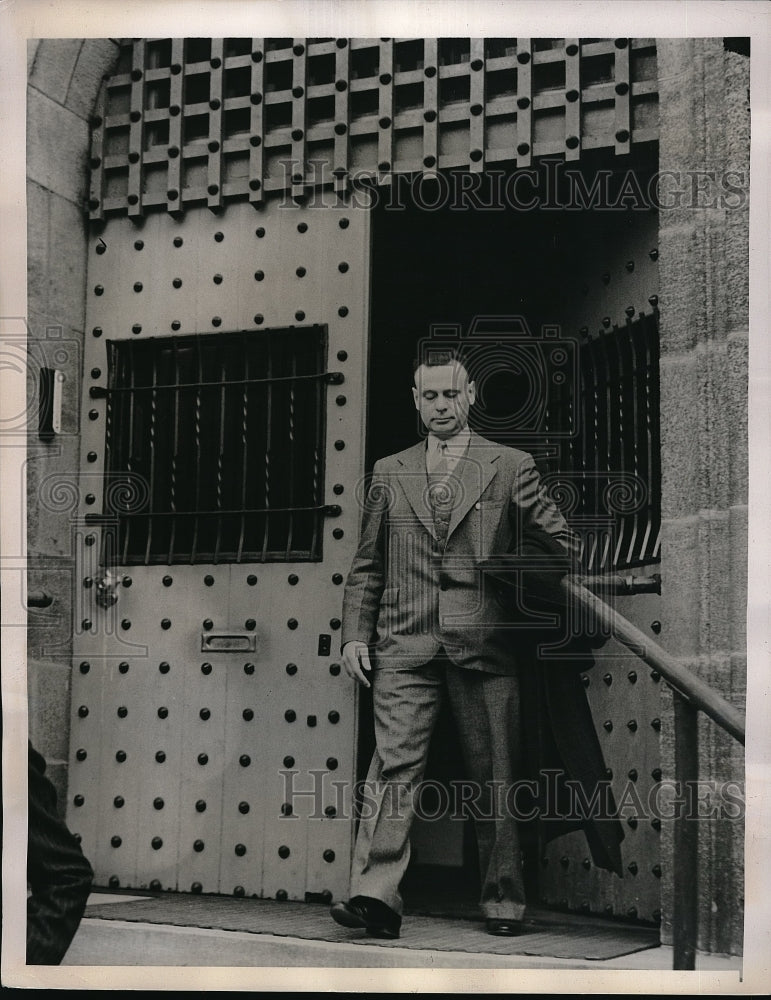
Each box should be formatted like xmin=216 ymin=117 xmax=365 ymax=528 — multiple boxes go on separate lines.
xmin=67 ymin=196 xmax=370 ymax=899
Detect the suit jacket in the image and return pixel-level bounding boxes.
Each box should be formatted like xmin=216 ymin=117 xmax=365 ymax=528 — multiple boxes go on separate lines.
xmin=342 ymin=431 xmax=579 ymax=673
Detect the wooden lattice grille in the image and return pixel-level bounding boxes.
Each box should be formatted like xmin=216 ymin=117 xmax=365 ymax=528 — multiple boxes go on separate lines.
xmin=88 ymin=37 xmax=659 ymax=219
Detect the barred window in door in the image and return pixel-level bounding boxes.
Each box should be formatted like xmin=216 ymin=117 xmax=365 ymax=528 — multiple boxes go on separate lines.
xmin=99 ymin=326 xmax=327 ymax=564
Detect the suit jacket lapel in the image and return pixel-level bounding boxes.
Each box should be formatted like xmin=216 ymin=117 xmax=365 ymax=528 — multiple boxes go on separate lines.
xmin=395 ymin=441 xmax=437 ymax=539
xmin=395 ymin=434 xmax=501 ymax=541
xmin=447 ymin=433 xmax=500 ymax=538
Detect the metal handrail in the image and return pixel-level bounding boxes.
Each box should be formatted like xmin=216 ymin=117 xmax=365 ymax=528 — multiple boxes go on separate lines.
xmin=562 ymin=576 xmax=745 ymax=972
xmin=564 ymin=577 xmax=746 ymax=746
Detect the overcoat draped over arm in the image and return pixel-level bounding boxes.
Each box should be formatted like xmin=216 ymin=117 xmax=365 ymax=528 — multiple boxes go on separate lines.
xmin=483 ymin=527 xmax=625 ymax=878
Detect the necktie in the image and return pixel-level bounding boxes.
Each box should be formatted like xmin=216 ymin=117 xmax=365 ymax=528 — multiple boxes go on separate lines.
xmin=431 ymin=440 xmax=449 ymax=476
xmin=428 ymin=442 xmax=454 ymax=548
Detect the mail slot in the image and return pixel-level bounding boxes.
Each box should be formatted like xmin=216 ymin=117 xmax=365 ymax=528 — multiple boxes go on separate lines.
xmin=201 ymin=632 xmax=257 ymax=653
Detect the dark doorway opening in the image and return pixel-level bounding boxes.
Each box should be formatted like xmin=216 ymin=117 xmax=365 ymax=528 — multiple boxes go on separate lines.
xmin=360 ymin=170 xmax=571 ymax=916
xmin=358 ymin=159 xmax=660 ymax=919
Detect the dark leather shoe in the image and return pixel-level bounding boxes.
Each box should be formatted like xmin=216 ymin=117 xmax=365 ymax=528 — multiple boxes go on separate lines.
xmin=330 ymin=895 xmax=401 ymax=939
xmin=486 ymin=917 xmax=524 ymax=936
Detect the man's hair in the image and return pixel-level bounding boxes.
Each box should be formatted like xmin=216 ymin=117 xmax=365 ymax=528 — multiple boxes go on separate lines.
xmin=412 ymin=346 xmax=473 ymax=381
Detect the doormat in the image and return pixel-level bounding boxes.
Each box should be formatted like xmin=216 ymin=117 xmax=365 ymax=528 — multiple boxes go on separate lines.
xmin=85 ymin=894 xmax=660 ymax=961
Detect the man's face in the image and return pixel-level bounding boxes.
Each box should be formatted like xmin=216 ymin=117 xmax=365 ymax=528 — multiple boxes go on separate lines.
xmin=412 ymin=361 xmax=476 ymax=439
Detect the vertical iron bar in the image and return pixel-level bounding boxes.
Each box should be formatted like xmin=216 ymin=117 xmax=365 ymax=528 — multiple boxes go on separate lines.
xmin=673 ymin=692 xmax=699 ymax=970
xmin=168 ymin=338 xmax=180 ymax=563
xmin=648 ymin=311 xmax=662 ymax=564
xmin=599 ymin=329 xmax=614 ymax=571
xmin=577 ymin=338 xmax=591 ymax=561
xmin=634 ymin=325 xmax=652 ymax=563
xmin=104 ymin=341 xmax=115 ymax=549
xmin=285 ymin=338 xmax=297 ymax=559
xmin=621 ymin=318 xmax=640 ymax=565
xmin=190 ymin=335 xmax=203 ymax=563
xmin=639 ymin=311 xmax=655 ymax=564
xmin=635 ymin=315 xmax=654 ymax=561
xmin=638 ymin=312 xmax=654 ymax=562
xmin=143 ymin=341 xmax=159 ymax=565
xmin=237 ymin=332 xmax=249 ymax=562
xmin=609 ymin=324 xmax=627 ymax=569
xmin=213 ymin=348 xmax=227 ymax=563
xmin=123 ymin=345 xmax=136 ymax=565
xmin=309 ymin=337 xmax=323 ymax=559
xmin=260 ymin=332 xmax=273 ymax=561
xmin=587 ymin=338 xmax=601 ymax=571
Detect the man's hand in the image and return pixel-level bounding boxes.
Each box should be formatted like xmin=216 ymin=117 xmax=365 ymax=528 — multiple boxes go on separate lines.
xmin=342 ymin=640 xmax=373 ymax=688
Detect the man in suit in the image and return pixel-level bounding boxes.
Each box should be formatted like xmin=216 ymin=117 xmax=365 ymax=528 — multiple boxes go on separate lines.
xmin=330 ymin=348 xmax=579 ymax=940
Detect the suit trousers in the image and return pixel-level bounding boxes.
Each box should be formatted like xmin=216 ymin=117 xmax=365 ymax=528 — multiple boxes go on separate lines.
xmin=350 ymin=653 xmax=527 ymax=920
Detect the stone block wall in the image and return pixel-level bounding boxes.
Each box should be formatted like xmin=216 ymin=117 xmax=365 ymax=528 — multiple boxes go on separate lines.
xmin=26 ymin=39 xmax=121 ymax=808
xmin=656 ymin=38 xmax=749 ymax=956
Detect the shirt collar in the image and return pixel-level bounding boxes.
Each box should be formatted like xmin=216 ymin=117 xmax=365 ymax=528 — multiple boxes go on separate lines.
xmin=426 ymin=425 xmax=471 ymax=456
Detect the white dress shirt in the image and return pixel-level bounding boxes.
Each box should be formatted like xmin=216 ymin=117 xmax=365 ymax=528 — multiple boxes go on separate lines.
xmin=425 ymin=426 xmax=472 ymax=474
